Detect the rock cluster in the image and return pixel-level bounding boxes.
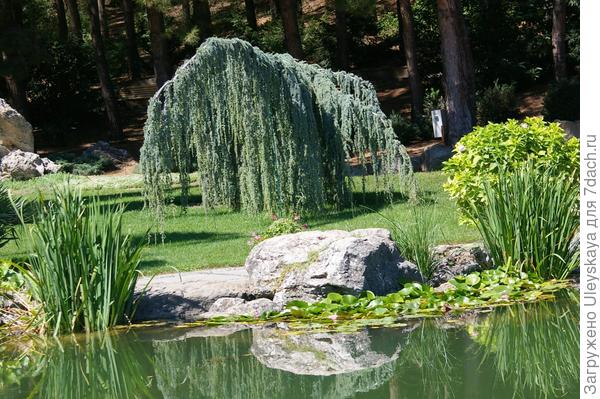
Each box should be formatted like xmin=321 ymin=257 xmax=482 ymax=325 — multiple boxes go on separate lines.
xmin=1 ymin=149 xmax=60 ymax=180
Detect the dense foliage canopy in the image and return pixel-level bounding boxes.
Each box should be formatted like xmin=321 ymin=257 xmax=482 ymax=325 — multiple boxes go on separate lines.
xmin=141 ymin=38 xmax=414 ymax=217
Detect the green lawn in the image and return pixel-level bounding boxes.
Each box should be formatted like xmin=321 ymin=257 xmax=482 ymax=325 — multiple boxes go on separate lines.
xmin=0 ymin=172 xmax=478 ymax=275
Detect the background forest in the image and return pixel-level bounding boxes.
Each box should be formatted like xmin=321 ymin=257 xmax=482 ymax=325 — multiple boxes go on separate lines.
xmin=0 ymin=0 xmax=580 ymax=153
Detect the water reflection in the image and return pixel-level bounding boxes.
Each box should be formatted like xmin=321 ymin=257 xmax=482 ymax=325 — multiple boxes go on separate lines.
xmin=0 ymin=293 xmax=579 ymax=399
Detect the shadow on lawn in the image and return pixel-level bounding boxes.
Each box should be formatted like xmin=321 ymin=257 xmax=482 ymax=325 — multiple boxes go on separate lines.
xmin=135 ymin=231 xmax=244 ymax=247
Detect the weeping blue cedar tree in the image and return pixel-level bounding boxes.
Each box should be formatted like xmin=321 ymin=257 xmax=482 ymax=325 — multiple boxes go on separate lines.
xmin=141 ymin=38 xmax=414 ymax=221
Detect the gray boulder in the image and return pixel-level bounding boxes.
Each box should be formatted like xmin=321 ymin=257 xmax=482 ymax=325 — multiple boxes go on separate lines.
xmin=1 ymin=150 xmax=61 ymax=180
xmin=0 ymin=98 xmax=34 ymax=152
xmin=429 ymin=243 xmax=491 ymax=286
xmin=204 ymin=297 xmax=281 ymax=318
xmin=245 ymin=228 xmax=418 ymax=305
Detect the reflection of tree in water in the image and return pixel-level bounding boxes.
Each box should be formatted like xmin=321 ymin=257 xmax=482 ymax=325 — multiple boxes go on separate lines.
xmin=153 ymin=327 xmax=407 ymax=399
xmin=33 ymin=333 xmax=157 ymax=399
xmin=474 ymin=291 xmax=579 ymax=398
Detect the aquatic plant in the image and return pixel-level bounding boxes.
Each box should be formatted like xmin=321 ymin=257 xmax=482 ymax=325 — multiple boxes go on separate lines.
xmin=15 ymin=187 xmax=146 ymax=334
xmin=468 ymin=163 xmax=579 ymax=279
xmin=0 ymin=182 xmax=18 ymax=248
xmin=204 ymin=266 xmax=571 ymax=330
xmin=141 ymin=38 xmax=414 ymax=223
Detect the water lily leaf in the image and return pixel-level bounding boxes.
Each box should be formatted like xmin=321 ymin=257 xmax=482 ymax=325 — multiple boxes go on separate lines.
xmin=360 ymin=291 xmax=376 ymax=300
xmin=341 ymin=295 xmax=358 ymax=305
xmin=371 ymin=307 xmax=388 ymax=316
xmin=326 ymin=293 xmax=343 ymax=303
xmin=287 ymin=300 xmax=309 ymax=308
xmin=466 ymin=274 xmax=481 ymax=286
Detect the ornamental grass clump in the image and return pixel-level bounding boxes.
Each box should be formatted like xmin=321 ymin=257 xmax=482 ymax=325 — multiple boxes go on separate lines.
xmin=467 ymin=163 xmax=579 ymax=280
xmin=141 ymin=38 xmax=414 ymax=222
xmin=15 ymin=187 xmax=145 ymax=335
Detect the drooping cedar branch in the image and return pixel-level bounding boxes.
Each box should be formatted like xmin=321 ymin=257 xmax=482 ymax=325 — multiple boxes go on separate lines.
xmin=141 ymin=38 xmax=414 ymax=220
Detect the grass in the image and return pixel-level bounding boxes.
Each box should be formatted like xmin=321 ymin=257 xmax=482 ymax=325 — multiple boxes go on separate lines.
xmin=0 ymin=172 xmax=478 ymax=275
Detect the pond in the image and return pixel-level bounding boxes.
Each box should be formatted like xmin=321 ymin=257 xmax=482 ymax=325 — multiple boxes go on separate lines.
xmin=1 ymin=291 xmax=578 ymax=399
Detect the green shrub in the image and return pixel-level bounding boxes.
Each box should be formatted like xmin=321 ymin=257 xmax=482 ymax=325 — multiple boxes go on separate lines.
xmin=52 ymin=152 xmax=115 ymax=176
xmin=476 ymin=80 xmax=517 ymax=125
xmin=250 ymin=215 xmax=307 ymax=246
xmin=443 ymin=117 xmax=579 ymax=219
xmin=16 ymin=186 xmax=146 ymax=334
xmin=422 ymin=87 xmax=445 ymax=123
xmin=384 ymin=208 xmax=440 ymax=281
xmin=543 ymin=78 xmax=580 ymax=121
xmin=468 ymin=163 xmax=579 ymax=280
xmin=390 ymin=111 xmax=426 ymax=144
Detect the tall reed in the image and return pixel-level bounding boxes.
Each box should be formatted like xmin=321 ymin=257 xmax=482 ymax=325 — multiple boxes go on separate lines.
xmin=468 ymin=163 xmax=579 ymax=279
xmin=16 ymin=186 xmax=145 ymax=335
xmin=383 ymin=207 xmax=441 ymax=281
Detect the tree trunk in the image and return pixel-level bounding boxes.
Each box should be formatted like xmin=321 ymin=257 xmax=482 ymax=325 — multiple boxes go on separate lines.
xmin=87 ymin=0 xmax=122 ymax=138
xmin=98 ymin=0 xmax=109 ymax=38
xmin=147 ymin=5 xmax=172 ymax=88
xmin=395 ymin=0 xmax=405 ymax=64
xmin=1 ymin=0 xmax=29 ymax=118
xmin=245 ymin=0 xmax=257 ymax=30
xmin=65 ymin=0 xmax=83 ymax=40
xmin=436 ymin=0 xmax=475 ymax=146
xmin=122 ymin=0 xmax=142 ymax=80
xmin=279 ymin=0 xmax=304 ymax=59
xmin=334 ymin=0 xmax=349 ymax=70
xmin=182 ymin=0 xmax=191 ymax=27
xmin=398 ymin=0 xmax=423 ymax=120
xmin=54 ymin=0 xmax=69 ymax=42
xmin=552 ymin=0 xmax=567 ymax=81
xmin=270 ymin=0 xmax=279 ymax=19
xmin=192 ymin=0 xmax=212 ymax=40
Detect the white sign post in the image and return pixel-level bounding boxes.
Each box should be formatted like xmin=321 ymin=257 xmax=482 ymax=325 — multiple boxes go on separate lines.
xmin=431 ymin=109 xmax=444 ymax=139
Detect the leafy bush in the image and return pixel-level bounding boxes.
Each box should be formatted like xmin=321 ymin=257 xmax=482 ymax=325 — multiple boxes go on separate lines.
xmin=377 ymin=12 xmax=399 ymax=41
xmin=443 ymin=117 xmax=579 ymax=218
xmin=0 ymin=183 xmax=17 ymax=248
xmin=467 ymin=163 xmax=579 ymax=280
xmin=476 ymin=80 xmax=517 ymax=125
xmin=51 ymin=152 xmax=115 ymax=176
xmin=16 ymin=186 xmax=146 ymax=334
xmin=543 ymin=78 xmax=580 ymax=121
xmin=384 ymin=208 xmax=441 ymax=281
xmin=422 ymin=87 xmax=445 ymax=128
xmin=249 ymin=214 xmax=307 ymax=246
xmin=390 ymin=112 xmax=427 ymax=144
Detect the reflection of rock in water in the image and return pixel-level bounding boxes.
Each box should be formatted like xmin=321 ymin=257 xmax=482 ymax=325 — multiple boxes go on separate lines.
xmin=250 ymin=328 xmax=405 ymax=376
xmin=153 ymin=326 xmax=413 ymax=399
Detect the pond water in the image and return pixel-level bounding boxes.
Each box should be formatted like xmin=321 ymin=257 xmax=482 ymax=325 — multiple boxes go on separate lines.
xmin=1 ymin=292 xmax=578 ymax=399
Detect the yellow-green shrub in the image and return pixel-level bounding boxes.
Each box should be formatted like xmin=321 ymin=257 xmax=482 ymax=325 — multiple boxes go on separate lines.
xmin=443 ymin=117 xmax=579 ymax=220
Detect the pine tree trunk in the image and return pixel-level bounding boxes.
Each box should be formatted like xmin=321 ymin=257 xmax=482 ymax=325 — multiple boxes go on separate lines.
xmin=334 ymin=0 xmax=349 ymax=70
xmin=279 ymin=0 xmax=304 ymax=59
xmin=395 ymin=0 xmax=405 ymax=64
xmin=244 ymin=0 xmax=257 ymax=30
xmin=3 ymin=76 xmax=29 ymax=120
xmin=1 ymin=0 xmax=29 ymax=118
xmin=147 ymin=5 xmax=172 ymax=88
xmin=87 ymin=0 xmax=122 ymax=138
xmin=270 ymin=0 xmax=279 ymax=19
xmin=552 ymin=0 xmax=567 ymax=81
xmin=65 ymin=0 xmax=83 ymax=40
xmin=398 ymin=0 xmax=423 ymax=120
xmin=54 ymin=0 xmax=69 ymax=42
xmin=122 ymin=0 xmax=142 ymax=80
xmin=182 ymin=0 xmax=191 ymax=27
xmin=436 ymin=0 xmax=475 ymax=146
xmin=98 ymin=0 xmax=110 ymax=38
xmin=192 ymin=0 xmax=212 ymax=40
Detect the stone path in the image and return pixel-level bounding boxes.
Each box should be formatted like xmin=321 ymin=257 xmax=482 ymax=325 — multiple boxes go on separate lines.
xmin=134 ymin=267 xmax=266 ymax=322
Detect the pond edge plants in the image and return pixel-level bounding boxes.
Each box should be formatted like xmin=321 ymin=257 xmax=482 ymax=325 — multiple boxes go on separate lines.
xmin=14 ymin=186 xmax=146 ymax=335
xmin=467 ymin=162 xmax=579 ymax=280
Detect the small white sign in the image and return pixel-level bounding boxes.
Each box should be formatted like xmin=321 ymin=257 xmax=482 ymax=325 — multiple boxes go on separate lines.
xmin=431 ymin=109 xmax=444 ymax=139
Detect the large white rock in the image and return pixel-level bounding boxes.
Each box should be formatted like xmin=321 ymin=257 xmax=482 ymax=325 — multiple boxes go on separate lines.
xmin=0 ymin=98 xmax=34 ymax=152
xmin=245 ymin=228 xmax=419 ymax=305
xmin=1 ymin=150 xmax=60 ymax=180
